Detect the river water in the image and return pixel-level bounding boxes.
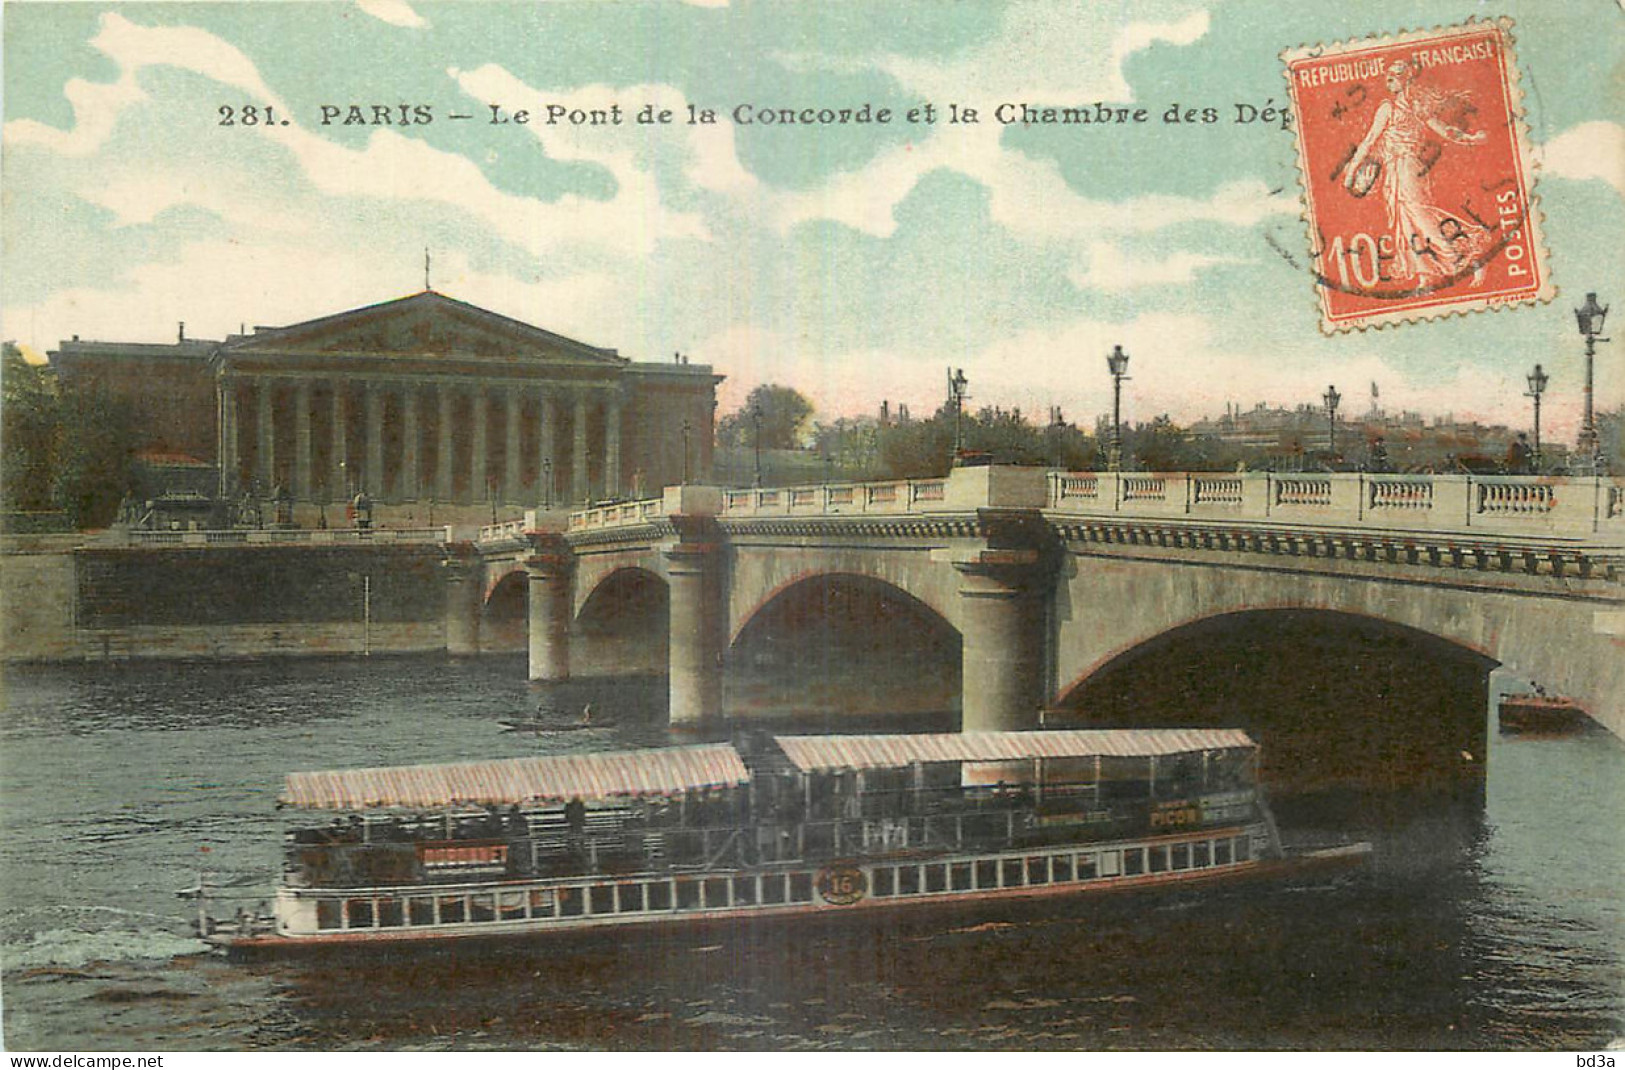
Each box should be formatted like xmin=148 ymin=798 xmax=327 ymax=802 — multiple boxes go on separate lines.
xmin=1 ymin=656 xmax=1621 ymax=1051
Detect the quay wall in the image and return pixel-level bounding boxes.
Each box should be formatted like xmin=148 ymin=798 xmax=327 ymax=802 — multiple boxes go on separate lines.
xmin=2 ymin=542 xmax=452 ymax=662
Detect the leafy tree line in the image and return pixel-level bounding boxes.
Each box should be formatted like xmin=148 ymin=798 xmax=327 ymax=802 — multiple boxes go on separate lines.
xmin=716 ymin=381 xmax=1257 ymax=482
xmin=3 ymin=342 xmax=137 ymax=529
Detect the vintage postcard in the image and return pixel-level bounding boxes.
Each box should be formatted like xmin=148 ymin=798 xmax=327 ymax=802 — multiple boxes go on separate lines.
xmin=2 ymin=0 xmax=1622 ymax=1057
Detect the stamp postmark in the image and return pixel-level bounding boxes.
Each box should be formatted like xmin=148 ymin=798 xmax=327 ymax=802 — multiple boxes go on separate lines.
xmin=1282 ymin=19 xmax=1552 ymax=333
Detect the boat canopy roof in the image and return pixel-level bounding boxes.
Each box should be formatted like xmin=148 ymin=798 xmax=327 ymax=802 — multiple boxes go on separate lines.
xmin=280 ymin=744 xmax=750 ymax=810
xmin=772 ymin=729 xmax=1256 ymax=774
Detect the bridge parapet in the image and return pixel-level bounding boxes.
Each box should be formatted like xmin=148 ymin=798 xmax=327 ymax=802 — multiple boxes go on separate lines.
xmin=1048 ymin=471 xmax=1625 ymax=540
xmin=115 ymin=526 xmax=452 ymax=548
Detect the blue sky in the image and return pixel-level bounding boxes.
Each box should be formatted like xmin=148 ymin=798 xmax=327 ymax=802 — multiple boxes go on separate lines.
xmin=3 ymin=0 xmax=1621 ymax=438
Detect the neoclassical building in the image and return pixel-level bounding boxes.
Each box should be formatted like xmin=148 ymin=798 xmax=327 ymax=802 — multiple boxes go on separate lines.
xmin=51 ymin=290 xmax=721 ymax=516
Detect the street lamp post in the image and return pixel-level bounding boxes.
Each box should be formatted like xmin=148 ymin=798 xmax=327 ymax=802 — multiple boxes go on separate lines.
xmin=1106 ymin=345 xmax=1130 ymax=472
xmin=1323 ymin=384 xmax=1341 ymax=465
xmin=543 ymin=458 xmax=553 ymax=509
xmin=947 ymin=367 xmax=969 ymax=459
xmin=681 ymin=420 xmax=692 ymax=485
xmin=1525 ymin=363 xmax=1549 ymax=471
xmin=1049 ymin=405 xmax=1065 ymax=470
xmin=751 ymin=405 xmax=763 ymax=487
xmin=1574 ymin=292 xmax=1609 ymax=472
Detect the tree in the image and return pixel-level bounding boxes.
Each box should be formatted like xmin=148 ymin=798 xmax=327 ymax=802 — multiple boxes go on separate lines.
xmin=52 ymin=380 xmax=137 ymax=529
xmin=717 ymin=385 xmax=815 ymax=451
xmin=1 ymin=342 xmax=60 ymax=512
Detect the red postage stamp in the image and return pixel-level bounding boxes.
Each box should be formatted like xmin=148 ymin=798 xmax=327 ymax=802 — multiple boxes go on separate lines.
xmin=1282 ymin=20 xmax=1551 ymax=333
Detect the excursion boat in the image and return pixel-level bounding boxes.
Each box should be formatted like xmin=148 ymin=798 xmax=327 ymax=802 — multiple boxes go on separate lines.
xmin=195 ymin=728 xmax=1370 ymax=953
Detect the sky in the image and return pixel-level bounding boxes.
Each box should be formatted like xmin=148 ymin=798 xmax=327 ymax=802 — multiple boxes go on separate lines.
xmin=2 ymin=0 xmax=1621 ymax=440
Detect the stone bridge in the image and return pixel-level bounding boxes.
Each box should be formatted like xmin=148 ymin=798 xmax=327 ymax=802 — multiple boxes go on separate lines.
xmin=469 ymin=467 xmax=1625 ymax=740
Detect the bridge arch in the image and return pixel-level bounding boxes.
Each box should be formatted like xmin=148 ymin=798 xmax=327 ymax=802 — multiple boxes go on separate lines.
xmin=727 ymin=572 xmax=961 ymax=721
xmin=572 ymin=566 xmax=669 ymax=677
xmin=480 ymin=568 xmax=529 ymax=652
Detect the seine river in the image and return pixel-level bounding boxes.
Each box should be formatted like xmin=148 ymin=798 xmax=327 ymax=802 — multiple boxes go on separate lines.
xmin=2 ymin=656 xmax=1621 ymax=1051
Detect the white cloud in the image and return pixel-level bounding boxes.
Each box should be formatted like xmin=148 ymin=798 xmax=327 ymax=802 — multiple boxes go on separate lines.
xmin=356 ymin=0 xmax=428 ymax=30
xmin=1069 ymin=242 xmax=1245 ymax=291
xmin=1539 ymin=121 xmax=1625 ymax=198
xmin=3 ymin=13 xmax=286 ymax=157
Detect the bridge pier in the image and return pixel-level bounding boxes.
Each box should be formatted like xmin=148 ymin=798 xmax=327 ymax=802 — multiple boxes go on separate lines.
xmin=442 ymin=555 xmax=483 ymax=656
xmin=525 ymin=537 xmax=573 ymax=681
xmin=665 ymin=527 xmax=725 ymax=726
xmin=955 ymin=552 xmax=1051 ymax=735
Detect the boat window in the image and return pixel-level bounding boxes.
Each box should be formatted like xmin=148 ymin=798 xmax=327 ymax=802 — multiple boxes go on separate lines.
xmin=377 ymin=898 xmax=404 ymax=928
xmin=1027 ymin=857 xmax=1050 ymax=885
xmin=1001 ymin=858 xmax=1024 ymax=887
xmin=1148 ymin=846 xmax=1169 ymax=873
xmin=872 ymin=868 xmax=895 ymax=897
xmin=897 ymin=866 xmax=920 ymax=895
xmin=1171 ymin=843 xmax=1190 ymax=871
xmin=317 ymin=899 xmax=342 ymax=930
xmin=950 ymin=863 xmax=973 ymax=891
xmin=1052 ymin=855 xmax=1073 ymax=882
xmin=925 ymin=864 xmax=947 ymax=893
xmin=408 ymin=897 xmax=435 ymax=926
xmin=676 ymin=879 xmax=701 ymax=910
xmin=761 ymin=874 xmax=787 ymax=904
xmin=347 ymin=899 xmax=374 ymax=928
xmin=646 ymin=882 xmax=672 ymax=911
xmin=703 ymin=878 xmax=729 ymax=909
xmin=529 ymin=889 xmax=557 ymax=917
xmin=1234 ymin=836 xmax=1251 ymax=862
xmin=1192 ymin=842 xmax=1211 ymax=868
xmin=558 ymin=888 xmax=584 ymax=917
xmin=616 ymin=884 xmax=644 ymax=913
xmin=1214 ymin=839 xmax=1232 ymax=866
xmin=789 ymin=873 xmax=813 ymax=903
xmin=471 ymin=894 xmax=496 ymax=922
xmin=1078 ymin=853 xmax=1099 ymax=880
xmin=732 ymin=876 xmax=756 ymax=905
xmin=1123 ymin=848 xmax=1145 ymax=876
xmin=975 ymin=859 xmax=998 ymax=889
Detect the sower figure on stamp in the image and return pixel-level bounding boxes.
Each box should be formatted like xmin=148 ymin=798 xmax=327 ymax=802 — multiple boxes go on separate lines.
xmin=1344 ymin=60 xmax=1491 ymax=288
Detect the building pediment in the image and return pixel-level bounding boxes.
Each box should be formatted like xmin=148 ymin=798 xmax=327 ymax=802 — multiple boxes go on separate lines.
xmin=223 ymin=291 xmax=624 ymax=367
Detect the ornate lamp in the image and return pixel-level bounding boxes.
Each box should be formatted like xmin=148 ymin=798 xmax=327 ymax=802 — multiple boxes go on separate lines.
xmin=1106 ymin=345 xmax=1131 ymax=471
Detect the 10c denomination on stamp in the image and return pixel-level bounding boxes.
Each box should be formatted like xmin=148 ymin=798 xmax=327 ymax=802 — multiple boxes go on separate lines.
xmin=1282 ymin=19 xmax=1551 ymax=333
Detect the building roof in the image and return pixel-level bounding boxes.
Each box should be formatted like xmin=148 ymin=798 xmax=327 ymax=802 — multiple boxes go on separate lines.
xmin=772 ymin=729 xmax=1256 ymax=773
xmin=222 ymin=289 xmax=628 ymax=368
xmin=279 ymin=744 xmax=750 ymax=810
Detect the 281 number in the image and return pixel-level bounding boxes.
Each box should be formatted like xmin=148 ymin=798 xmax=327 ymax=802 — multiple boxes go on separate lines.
xmin=218 ymin=105 xmax=283 ymax=127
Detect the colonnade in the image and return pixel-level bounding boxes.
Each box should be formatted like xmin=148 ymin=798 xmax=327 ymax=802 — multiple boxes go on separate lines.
xmin=217 ymin=375 xmax=623 ymax=506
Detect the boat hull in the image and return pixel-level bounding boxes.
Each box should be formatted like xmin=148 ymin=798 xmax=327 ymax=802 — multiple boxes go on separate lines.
xmin=204 ymin=837 xmax=1370 ymax=957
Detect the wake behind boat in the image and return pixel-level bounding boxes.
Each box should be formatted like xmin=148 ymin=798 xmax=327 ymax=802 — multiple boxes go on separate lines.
xmin=198 ymin=728 xmax=1370 ymax=954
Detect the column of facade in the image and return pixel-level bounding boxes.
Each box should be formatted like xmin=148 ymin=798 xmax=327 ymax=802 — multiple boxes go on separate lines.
xmin=604 ymin=392 xmax=622 ymax=500
xmin=504 ymin=388 xmax=522 ymax=505
xmin=294 ymin=381 xmax=313 ymax=501
xmin=436 ymin=385 xmax=454 ymax=502
xmin=217 ymin=377 xmax=238 ymax=496
xmin=401 ymin=385 xmax=419 ymax=501
xmin=365 ymin=380 xmax=384 ymax=497
xmin=525 ymin=537 xmax=574 ymax=681
xmin=256 ymin=377 xmax=275 ymax=493
xmin=540 ymin=392 xmax=559 ymax=507
xmin=330 ymin=378 xmax=349 ymax=498
xmin=470 ymin=385 xmax=488 ymax=502
xmin=665 ymin=533 xmax=726 ymax=726
xmin=572 ymin=391 xmax=589 ymax=504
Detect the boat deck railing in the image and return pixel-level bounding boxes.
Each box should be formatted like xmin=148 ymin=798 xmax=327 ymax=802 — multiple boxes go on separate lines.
xmin=284 ymin=792 xmax=1261 ymax=889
